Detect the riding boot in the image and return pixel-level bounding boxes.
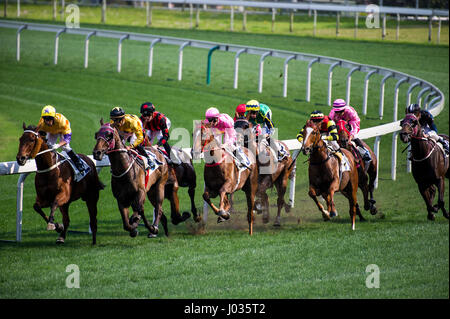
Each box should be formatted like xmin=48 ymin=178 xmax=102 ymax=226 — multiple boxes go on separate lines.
xmin=267 ymin=137 xmax=283 ymax=161
xmin=162 ymin=142 xmax=174 ymax=165
xmin=438 ymin=137 xmax=449 ymax=154
xmin=137 ymin=145 xmax=155 ymax=170
xmin=67 ymin=150 xmax=86 ymax=174
xmin=234 ymin=147 xmax=250 ymax=169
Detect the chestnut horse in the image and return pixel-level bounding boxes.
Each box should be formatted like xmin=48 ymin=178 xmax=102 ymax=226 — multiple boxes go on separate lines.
xmin=16 ymin=124 xmax=104 ymax=244
xmin=193 ymin=121 xmax=258 ymax=235
xmin=399 ymin=114 xmax=449 ymax=220
xmin=302 ymin=122 xmax=363 ymax=230
xmin=248 ymin=133 xmax=295 ymax=227
xmin=336 ymin=120 xmax=378 ymax=215
xmin=93 ymin=120 xmax=170 ymax=238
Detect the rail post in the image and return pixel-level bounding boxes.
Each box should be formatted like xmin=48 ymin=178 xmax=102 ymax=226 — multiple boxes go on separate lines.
xmin=327 ymin=61 xmax=341 ymax=106
xmin=54 ymin=28 xmax=66 ymax=65
xmin=345 ymin=66 xmax=360 ymax=105
xmin=84 ymin=31 xmax=96 ymax=69
xmin=16 ymin=173 xmax=30 ymax=242
xmin=148 ymin=38 xmax=161 ymax=77
xmin=258 ymin=51 xmax=271 ymax=93
xmin=117 ymin=34 xmax=129 ymax=73
xmin=16 ymin=24 xmax=27 ymax=62
xmin=378 ymin=73 xmax=393 ymax=120
xmin=282 ymin=55 xmax=296 ymax=98
xmin=306 ymin=58 xmax=319 ymax=102
xmin=178 ymin=41 xmax=190 ymax=81
xmin=362 ymin=69 xmax=378 ymax=115
xmin=233 ymin=48 xmax=247 ymax=89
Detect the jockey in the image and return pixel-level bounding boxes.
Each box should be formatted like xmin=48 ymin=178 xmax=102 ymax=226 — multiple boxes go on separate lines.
xmin=139 ymin=102 xmax=175 ymax=164
xmin=406 ymin=103 xmax=449 ymax=153
xmin=296 ymin=110 xmax=343 ymax=161
xmin=37 ymin=105 xmax=89 ymax=175
xmin=328 ymin=99 xmax=372 ymax=164
xmin=109 ymin=106 xmax=155 ymax=170
xmin=205 ymin=107 xmax=248 ymax=168
xmin=245 ymin=99 xmax=283 ymax=161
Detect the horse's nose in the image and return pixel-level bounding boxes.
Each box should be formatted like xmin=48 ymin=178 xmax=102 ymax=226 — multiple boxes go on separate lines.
xmin=16 ymin=155 xmax=26 ymax=165
xmin=93 ymin=150 xmax=103 ymax=160
xmin=303 ymin=147 xmax=310 ymax=155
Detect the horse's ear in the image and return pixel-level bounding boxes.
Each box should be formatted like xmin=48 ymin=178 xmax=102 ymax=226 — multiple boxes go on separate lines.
xmin=22 ymin=122 xmax=26 ymax=130
xmin=100 ymin=118 xmax=104 ymax=126
xmin=35 ymin=124 xmax=41 ymax=133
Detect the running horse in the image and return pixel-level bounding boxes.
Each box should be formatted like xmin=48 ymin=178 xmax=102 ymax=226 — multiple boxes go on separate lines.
xmin=93 ymin=120 xmax=172 ymax=238
xmin=244 ymin=130 xmax=295 ymax=227
xmin=193 ymin=121 xmax=258 ymax=235
xmin=16 ymin=124 xmax=104 ymax=244
xmin=302 ymin=121 xmax=363 ymax=230
xmin=336 ymin=120 xmax=378 ymax=215
xmin=399 ymin=113 xmax=449 ymax=220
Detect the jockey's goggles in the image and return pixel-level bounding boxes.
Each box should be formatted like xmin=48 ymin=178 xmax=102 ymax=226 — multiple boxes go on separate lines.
xmin=43 ymin=116 xmax=54 ymax=121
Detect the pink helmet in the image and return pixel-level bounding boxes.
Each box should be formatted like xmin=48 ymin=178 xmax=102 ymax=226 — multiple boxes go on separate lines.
xmin=205 ymin=107 xmax=220 ymax=120
xmin=332 ymin=99 xmax=347 ymax=111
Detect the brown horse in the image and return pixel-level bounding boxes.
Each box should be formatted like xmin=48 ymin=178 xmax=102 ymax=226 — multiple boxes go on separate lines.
xmin=193 ymin=121 xmax=258 ymax=235
xmin=16 ymin=124 xmax=104 ymax=244
xmin=250 ymin=134 xmax=295 ymax=227
xmin=336 ymin=120 xmax=378 ymax=215
xmin=399 ymin=114 xmax=449 ymax=220
xmin=302 ymin=121 xmax=362 ymax=230
xmin=93 ymin=120 xmax=169 ymax=238
xmin=154 ymin=145 xmax=200 ymax=223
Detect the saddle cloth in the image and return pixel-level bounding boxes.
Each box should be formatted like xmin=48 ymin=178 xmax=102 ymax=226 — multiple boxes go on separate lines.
xmin=157 ymin=147 xmax=183 ymax=165
xmin=134 ymin=149 xmax=163 ymax=173
xmin=61 ymin=152 xmax=91 ymax=183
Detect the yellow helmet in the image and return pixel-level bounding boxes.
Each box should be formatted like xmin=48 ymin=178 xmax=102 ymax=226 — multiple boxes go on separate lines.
xmin=246 ymin=100 xmax=260 ymax=112
xmin=41 ymin=105 xmax=56 ymax=118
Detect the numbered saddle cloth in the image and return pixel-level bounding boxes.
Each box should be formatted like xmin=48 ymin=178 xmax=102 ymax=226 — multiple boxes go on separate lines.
xmin=61 ymin=152 xmax=91 ymax=182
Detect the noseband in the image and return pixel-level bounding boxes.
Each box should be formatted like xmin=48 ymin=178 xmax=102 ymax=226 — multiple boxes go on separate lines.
xmin=96 ymin=124 xmax=117 ymax=152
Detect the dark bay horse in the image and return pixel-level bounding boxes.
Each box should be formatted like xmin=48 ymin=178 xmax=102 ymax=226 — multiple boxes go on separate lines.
xmin=302 ymin=122 xmax=363 ymax=230
xmin=251 ymin=134 xmax=295 ymax=227
xmin=193 ymin=121 xmax=258 ymax=235
xmin=16 ymin=124 xmax=104 ymax=244
xmin=93 ymin=120 xmax=170 ymax=237
xmin=336 ymin=120 xmax=378 ymax=215
xmin=400 ymin=114 xmax=449 ymax=220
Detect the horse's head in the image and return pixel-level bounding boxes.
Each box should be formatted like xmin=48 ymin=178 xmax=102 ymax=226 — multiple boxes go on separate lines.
xmin=16 ymin=123 xmax=45 ymax=166
xmin=399 ymin=114 xmax=420 ymax=143
xmin=336 ymin=120 xmax=351 ymax=148
xmin=199 ymin=120 xmax=216 ymax=151
xmin=93 ymin=119 xmax=117 ymax=160
xmin=302 ymin=121 xmax=322 ymax=155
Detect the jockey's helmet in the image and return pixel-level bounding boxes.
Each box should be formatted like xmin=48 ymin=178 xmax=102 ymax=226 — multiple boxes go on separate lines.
xmin=310 ymin=110 xmax=325 ymax=122
xmin=110 ymin=107 xmax=125 ymax=119
xmin=236 ymin=104 xmax=247 ymax=115
xmin=41 ymin=105 xmax=56 ymax=118
xmin=405 ymin=103 xmax=421 ymax=115
xmin=140 ymin=102 xmax=155 ymax=116
xmin=205 ymin=107 xmax=220 ymax=121
xmin=332 ymin=99 xmax=347 ymax=111
xmin=246 ymin=100 xmax=260 ymax=112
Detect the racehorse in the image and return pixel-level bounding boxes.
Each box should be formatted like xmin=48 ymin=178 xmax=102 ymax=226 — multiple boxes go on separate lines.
xmin=93 ymin=120 xmax=170 ymax=238
xmin=246 ymin=131 xmax=295 ymax=227
xmin=149 ymin=141 xmax=199 ymax=223
xmin=16 ymin=124 xmax=104 ymax=244
xmin=302 ymin=121 xmax=363 ymax=230
xmin=193 ymin=121 xmax=258 ymax=235
xmin=336 ymin=120 xmax=378 ymax=215
xmin=399 ymin=114 xmax=449 ymax=220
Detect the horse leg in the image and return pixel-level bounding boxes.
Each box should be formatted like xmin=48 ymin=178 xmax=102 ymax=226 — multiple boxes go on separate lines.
xmin=217 ymin=189 xmax=231 ymax=222
xmin=437 ymin=178 xmax=448 ymax=219
xmin=167 ymin=183 xmax=189 ymax=226
xmin=308 ymin=187 xmax=330 ymax=221
xmin=55 ymin=204 xmax=70 ymax=244
xmin=359 ymin=169 xmax=371 ymax=212
xmin=273 ymin=176 xmax=289 ymax=227
xmin=86 ymin=198 xmax=98 ymax=245
xmin=245 ymin=186 xmax=257 ymax=236
xmin=149 ymin=182 xmax=165 ymax=235
xmin=418 ymin=184 xmax=436 ymax=221
xmin=118 ymin=203 xmax=139 ymax=237
xmin=202 ymin=188 xmax=220 ymax=215
xmin=188 ymin=185 xmax=200 ymax=223
xmin=325 ymin=192 xmax=338 ymax=218
xmin=368 ymin=162 xmax=378 ymax=215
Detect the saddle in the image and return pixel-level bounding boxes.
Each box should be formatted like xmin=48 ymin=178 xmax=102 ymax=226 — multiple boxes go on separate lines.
xmin=61 ymin=152 xmax=91 ymax=182
xmin=156 ymin=147 xmax=183 ymax=165
xmin=132 ymin=149 xmax=163 ymax=172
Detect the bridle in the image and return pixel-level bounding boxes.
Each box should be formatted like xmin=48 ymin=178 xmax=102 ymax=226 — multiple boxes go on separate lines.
xmin=302 ymin=125 xmax=330 ymax=165
xmin=21 ymin=130 xmax=67 ymax=173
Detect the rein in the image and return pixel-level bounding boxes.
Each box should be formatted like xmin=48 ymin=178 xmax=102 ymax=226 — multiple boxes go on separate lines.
xmin=410 ymin=138 xmax=437 ymax=162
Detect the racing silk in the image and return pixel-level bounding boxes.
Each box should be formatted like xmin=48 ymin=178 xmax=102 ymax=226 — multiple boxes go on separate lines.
xmin=328 ymin=105 xmax=360 ymax=138
xmin=297 ymin=116 xmax=338 ymax=142
xmin=247 ymin=103 xmax=274 ymax=132
xmin=111 ymin=114 xmax=144 ymax=148
xmin=418 ymin=110 xmax=438 ymax=133
xmin=207 ymin=113 xmax=236 ymax=145
xmin=140 ymin=111 xmax=170 ymax=145
xmin=234 ymin=116 xmax=250 ymax=131
xmin=37 ymin=113 xmax=72 ymax=143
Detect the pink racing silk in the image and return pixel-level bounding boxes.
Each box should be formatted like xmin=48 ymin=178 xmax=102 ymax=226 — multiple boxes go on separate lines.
xmin=328 ymin=105 xmax=360 ymax=138
xmin=206 ymin=113 xmax=237 ymax=145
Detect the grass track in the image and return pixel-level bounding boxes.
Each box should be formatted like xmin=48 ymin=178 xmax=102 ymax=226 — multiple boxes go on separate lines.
xmin=0 ymin=17 xmax=448 ymax=299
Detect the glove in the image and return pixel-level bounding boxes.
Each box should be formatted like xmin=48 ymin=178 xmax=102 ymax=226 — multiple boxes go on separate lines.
xmin=325 ymin=135 xmax=334 ymax=141
xmin=51 ymin=144 xmax=60 ymax=150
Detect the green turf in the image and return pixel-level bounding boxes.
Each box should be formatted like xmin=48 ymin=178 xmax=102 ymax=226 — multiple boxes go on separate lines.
xmin=0 ymin=19 xmax=448 ymax=299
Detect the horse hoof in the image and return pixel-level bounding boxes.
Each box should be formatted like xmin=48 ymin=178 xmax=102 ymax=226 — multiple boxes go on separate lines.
xmin=55 ymin=223 xmax=64 ymax=233
xmin=273 ymin=218 xmax=281 ymax=227
xmin=150 ymin=225 xmax=159 ymax=235
xmin=56 ymin=237 xmax=65 ymax=244
xmin=322 ymin=212 xmax=331 ymax=221
xmin=330 ymin=211 xmax=338 ymax=218
xmin=217 ymin=216 xmax=226 ymax=223
xmin=148 ymin=233 xmax=157 ymax=238
xmin=443 ymin=212 xmax=449 ymax=219
xmin=47 ymin=223 xmax=56 ymax=231
xmin=182 ymin=212 xmax=191 ymax=221
xmin=284 ymin=204 xmax=291 ymax=213
xmin=427 ymin=213 xmax=436 ymax=221
xmin=130 ymin=229 xmax=139 ymax=238
xmin=218 ymin=210 xmax=230 ymax=220
xmin=194 ymin=215 xmax=202 ymax=223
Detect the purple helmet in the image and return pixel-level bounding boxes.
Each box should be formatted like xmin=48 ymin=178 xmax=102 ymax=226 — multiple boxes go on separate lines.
xmin=332 ymin=99 xmax=347 ymax=111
